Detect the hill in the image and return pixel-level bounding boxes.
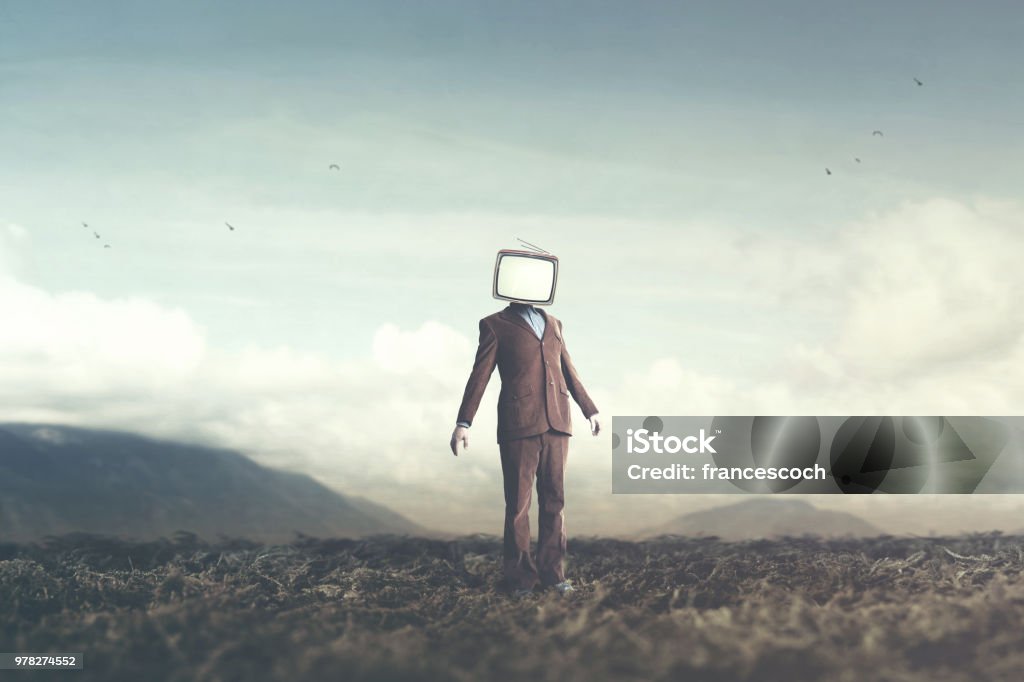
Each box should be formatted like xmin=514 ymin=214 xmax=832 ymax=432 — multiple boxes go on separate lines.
xmin=643 ymin=498 xmax=883 ymax=539
xmin=0 ymin=423 xmax=423 ymax=542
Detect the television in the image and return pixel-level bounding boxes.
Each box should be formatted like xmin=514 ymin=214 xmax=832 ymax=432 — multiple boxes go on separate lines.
xmin=492 ymin=249 xmax=559 ymax=306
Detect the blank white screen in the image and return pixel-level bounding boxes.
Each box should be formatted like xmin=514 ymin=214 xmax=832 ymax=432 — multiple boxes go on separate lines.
xmin=495 ymin=255 xmax=555 ymax=303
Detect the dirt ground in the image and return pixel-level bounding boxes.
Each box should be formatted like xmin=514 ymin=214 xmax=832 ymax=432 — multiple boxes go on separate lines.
xmin=2 ymin=532 xmax=1023 ymax=681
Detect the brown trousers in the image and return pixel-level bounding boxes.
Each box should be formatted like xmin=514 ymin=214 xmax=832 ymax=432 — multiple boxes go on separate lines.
xmin=499 ymin=430 xmax=569 ymax=590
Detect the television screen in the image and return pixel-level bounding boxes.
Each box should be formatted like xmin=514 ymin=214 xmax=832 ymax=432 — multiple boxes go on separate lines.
xmin=492 ymin=250 xmax=559 ymax=305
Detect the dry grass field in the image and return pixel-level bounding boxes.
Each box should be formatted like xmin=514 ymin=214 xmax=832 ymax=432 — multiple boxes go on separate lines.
xmin=2 ymin=532 xmax=1024 ymax=681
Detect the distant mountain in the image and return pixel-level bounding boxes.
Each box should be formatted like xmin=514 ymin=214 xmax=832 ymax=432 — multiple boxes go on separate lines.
xmin=0 ymin=423 xmax=424 ymax=543
xmin=643 ymin=499 xmax=883 ymax=540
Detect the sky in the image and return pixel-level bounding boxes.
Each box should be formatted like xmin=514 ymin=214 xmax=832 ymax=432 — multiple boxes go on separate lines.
xmin=2 ymin=1 xmax=1024 ymax=535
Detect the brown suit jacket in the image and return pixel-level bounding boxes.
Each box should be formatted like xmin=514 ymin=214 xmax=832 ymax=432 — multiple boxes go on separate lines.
xmin=456 ymin=305 xmax=599 ymax=444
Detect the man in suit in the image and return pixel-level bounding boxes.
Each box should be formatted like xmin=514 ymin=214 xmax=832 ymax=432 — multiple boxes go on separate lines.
xmin=450 ymin=298 xmax=600 ymax=596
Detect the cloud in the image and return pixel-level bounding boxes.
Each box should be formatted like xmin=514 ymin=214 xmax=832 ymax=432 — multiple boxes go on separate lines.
xmin=785 ymin=198 xmax=1024 ymax=414
xmin=373 ymin=321 xmax=474 ymax=379
xmin=1 ymin=223 xmax=28 ymax=274
xmin=0 ymin=277 xmax=206 ymax=397
xmin=831 ymin=198 xmax=1024 ymax=376
xmin=2 ymin=196 xmax=1024 ymax=534
xmin=0 ymin=250 xmax=481 ymax=494
xmin=607 ymin=197 xmax=1024 ymax=416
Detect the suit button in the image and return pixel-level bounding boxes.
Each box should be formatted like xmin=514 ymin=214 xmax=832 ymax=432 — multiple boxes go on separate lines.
xmin=549 ymin=381 xmax=554 ymax=385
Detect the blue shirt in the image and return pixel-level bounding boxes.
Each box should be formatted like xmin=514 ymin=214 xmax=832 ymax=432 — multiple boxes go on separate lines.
xmin=512 ymin=303 xmax=546 ymax=339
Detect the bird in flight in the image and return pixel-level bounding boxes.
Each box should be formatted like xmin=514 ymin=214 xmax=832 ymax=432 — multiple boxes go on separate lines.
xmin=854 ymin=158 xmax=862 ymax=163
xmin=825 ymin=168 xmax=832 ymax=175
xmin=82 ymin=222 xmax=88 ymax=228
xmin=225 ymin=222 xmax=236 ymax=231
xmin=872 ymin=130 xmax=884 ymax=137
xmin=93 ymin=231 xmax=101 ymax=239
xmin=104 ymin=244 xmax=111 ymax=249
xmin=913 ymin=77 xmax=924 ymax=86
xmin=329 ymin=164 xmax=340 ymax=171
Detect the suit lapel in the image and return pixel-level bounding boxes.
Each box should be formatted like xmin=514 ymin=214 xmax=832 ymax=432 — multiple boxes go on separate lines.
xmin=502 ymin=305 xmax=545 ymax=340
xmin=538 ymin=308 xmax=553 ymax=341
xmin=501 ymin=306 xmax=534 ymax=336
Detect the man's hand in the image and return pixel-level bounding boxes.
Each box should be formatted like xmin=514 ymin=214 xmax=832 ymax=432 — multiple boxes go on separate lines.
xmin=589 ymin=413 xmax=601 ymax=436
xmin=450 ymin=425 xmax=470 ymax=456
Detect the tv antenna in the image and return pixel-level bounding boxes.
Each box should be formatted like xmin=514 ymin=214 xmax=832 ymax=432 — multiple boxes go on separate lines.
xmin=515 ymin=237 xmax=550 ymax=254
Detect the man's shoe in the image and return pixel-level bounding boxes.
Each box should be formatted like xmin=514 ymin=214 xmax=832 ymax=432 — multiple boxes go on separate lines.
xmin=552 ymin=580 xmax=575 ymax=596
